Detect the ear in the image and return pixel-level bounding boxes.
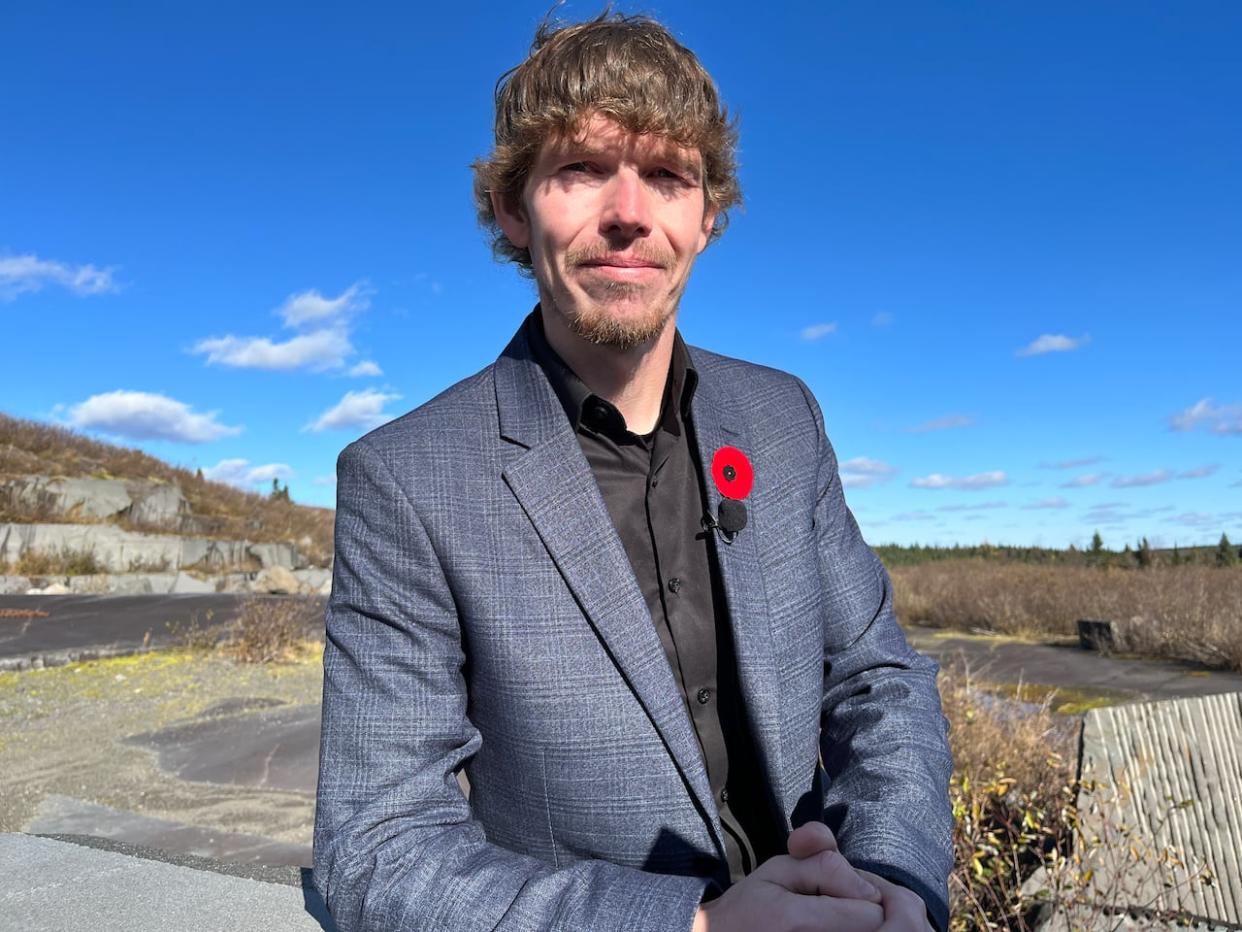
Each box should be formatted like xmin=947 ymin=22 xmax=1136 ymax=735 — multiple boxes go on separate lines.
xmin=696 ymin=206 xmax=719 ymax=254
xmin=491 ymin=189 xmax=530 ymax=249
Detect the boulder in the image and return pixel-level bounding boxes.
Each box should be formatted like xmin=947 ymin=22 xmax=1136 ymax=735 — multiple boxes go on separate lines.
xmin=26 ymin=582 xmax=70 ymax=595
xmin=251 ymin=565 xmax=299 ymax=595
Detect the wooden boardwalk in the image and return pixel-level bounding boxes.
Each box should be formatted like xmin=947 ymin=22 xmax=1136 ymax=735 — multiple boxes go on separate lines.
xmin=1064 ymin=691 xmax=1242 ymax=929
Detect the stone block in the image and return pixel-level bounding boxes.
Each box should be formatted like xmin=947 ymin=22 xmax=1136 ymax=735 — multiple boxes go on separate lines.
xmin=0 ymin=575 xmax=32 ymax=594
xmin=169 ymin=572 xmax=216 ymax=594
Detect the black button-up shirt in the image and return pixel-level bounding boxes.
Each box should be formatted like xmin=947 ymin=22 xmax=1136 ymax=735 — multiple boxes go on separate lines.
xmin=526 ymin=308 xmax=782 ymax=889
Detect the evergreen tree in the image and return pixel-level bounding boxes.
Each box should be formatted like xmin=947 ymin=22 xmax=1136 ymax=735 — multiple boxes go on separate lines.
xmin=1090 ymin=531 xmax=1104 ymax=554
xmin=195 ymin=467 xmax=204 ymax=482
xmin=1136 ymin=537 xmax=1152 ymax=569
xmin=1217 ymin=533 xmax=1238 ymax=568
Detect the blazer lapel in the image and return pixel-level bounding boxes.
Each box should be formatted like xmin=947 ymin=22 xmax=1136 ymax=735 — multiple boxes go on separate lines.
xmin=493 ymin=329 xmax=728 ymax=858
xmin=687 ymin=349 xmax=788 ymax=825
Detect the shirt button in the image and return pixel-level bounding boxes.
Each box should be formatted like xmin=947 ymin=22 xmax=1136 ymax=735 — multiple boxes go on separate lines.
xmin=696 ymin=687 xmax=711 ymax=704
xmin=667 ymin=577 xmax=682 ymax=594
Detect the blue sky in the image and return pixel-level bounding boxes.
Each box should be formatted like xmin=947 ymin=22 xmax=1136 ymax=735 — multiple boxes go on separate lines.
xmin=2 ymin=1 xmax=1239 ymax=548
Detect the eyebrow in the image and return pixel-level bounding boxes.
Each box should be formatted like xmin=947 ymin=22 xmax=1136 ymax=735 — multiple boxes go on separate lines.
xmin=548 ymin=141 xmax=703 ymax=182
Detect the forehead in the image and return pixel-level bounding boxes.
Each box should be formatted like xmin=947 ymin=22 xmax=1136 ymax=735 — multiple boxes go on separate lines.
xmin=537 ymin=113 xmax=702 ymax=168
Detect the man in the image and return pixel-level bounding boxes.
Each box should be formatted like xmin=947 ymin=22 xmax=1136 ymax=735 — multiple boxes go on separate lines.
xmin=314 ymin=12 xmax=953 ymax=932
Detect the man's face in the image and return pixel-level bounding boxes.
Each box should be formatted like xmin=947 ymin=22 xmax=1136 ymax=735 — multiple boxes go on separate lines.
xmin=494 ymin=113 xmax=717 ymax=351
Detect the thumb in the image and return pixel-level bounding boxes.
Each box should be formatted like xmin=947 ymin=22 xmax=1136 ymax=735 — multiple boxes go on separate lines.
xmin=787 ymin=820 xmax=838 ymax=859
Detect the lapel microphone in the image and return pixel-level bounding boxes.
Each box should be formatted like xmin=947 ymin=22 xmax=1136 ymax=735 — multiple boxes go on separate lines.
xmin=703 ymin=499 xmax=747 ymax=544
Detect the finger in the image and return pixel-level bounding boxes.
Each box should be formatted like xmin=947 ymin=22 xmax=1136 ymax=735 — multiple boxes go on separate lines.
xmin=760 ymin=851 xmax=883 ymax=903
xmin=786 ymin=820 xmax=838 ymax=859
xmin=787 ymin=891 xmax=886 ymax=932
xmin=856 ymin=869 xmax=934 ymax=930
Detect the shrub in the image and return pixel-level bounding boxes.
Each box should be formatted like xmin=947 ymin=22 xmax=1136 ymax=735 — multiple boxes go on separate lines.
xmin=222 ymin=595 xmax=325 ymax=664
xmin=941 ymin=663 xmax=1212 ymax=929
xmin=13 ymin=546 xmax=102 ymax=576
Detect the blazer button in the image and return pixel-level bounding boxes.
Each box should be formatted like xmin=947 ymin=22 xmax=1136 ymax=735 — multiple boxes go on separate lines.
xmin=667 ymin=577 xmax=682 ymax=594
xmin=696 ymin=687 xmax=711 ymax=704
xmin=720 ymin=787 xmax=729 ymax=803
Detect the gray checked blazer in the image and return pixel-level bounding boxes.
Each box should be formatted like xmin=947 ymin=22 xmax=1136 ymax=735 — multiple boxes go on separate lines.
xmin=313 ymin=318 xmax=954 ymax=932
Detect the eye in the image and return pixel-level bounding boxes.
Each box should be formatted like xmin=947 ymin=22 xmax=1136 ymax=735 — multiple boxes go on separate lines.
xmin=560 ymin=161 xmax=593 ymax=174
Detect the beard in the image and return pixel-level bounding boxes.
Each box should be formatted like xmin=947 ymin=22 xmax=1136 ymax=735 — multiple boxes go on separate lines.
xmin=550 ymin=243 xmax=680 ymax=351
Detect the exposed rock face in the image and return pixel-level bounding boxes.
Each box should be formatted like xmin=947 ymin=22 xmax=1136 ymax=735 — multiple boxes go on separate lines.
xmin=0 ymin=523 xmax=307 ymax=574
xmin=2 ymin=476 xmax=195 ymax=530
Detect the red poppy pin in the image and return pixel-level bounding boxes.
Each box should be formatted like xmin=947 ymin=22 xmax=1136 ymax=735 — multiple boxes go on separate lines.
xmin=711 ymin=445 xmax=754 ymax=500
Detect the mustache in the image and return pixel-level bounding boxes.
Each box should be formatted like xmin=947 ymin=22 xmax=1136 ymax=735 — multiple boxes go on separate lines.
xmin=566 ymin=244 xmax=672 ymax=268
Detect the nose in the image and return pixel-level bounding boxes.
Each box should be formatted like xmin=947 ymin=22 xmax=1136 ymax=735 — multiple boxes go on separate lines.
xmin=600 ymin=168 xmax=652 ymax=240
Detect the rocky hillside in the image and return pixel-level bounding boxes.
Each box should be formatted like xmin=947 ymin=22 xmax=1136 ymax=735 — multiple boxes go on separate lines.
xmin=1 ymin=411 xmax=334 ymax=572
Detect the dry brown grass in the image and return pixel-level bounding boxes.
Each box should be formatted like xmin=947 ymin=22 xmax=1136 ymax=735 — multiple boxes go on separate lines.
xmin=5 ymin=547 xmax=103 ymax=577
xmin=0 ymin=411 xmax=334 ymax=562
xmin=220 ymin=595 xmax=326 ymax=664
xmin=893 ymin=561 xmax=1242 ymax=671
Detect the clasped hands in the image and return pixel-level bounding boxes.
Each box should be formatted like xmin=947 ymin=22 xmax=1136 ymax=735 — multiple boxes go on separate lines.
xmin=692 ymin=821 xmax=933 ymax=932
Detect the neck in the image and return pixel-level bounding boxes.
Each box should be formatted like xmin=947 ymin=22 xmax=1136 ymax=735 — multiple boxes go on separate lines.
xmin=540 ymin=306 xmax=676 ymax=435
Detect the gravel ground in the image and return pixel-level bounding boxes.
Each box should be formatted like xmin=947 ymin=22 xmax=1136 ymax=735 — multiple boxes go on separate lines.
xmin=0 ymin=646 xmax=323 ymax=847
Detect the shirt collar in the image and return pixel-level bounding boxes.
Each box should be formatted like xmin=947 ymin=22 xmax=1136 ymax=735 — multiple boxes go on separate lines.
xmin=524 ymin=305 xmax=698 ymax=441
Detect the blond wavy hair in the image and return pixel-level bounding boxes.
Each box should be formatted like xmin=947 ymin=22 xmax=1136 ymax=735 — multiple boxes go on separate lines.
xmin=472 ymin=11 xmax=741 ymax=272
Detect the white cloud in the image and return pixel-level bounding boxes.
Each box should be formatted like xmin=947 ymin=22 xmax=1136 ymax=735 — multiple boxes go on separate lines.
xmin=1060 ymin=473 xmax=1107 ymax=489
xmin=1178 ymin=464 xmax=1219 ymax=479
xmin=1164 ymin=511 xmax=1219 ymax=529
xmin=1043 ymin=455 xmax=1106 ymax=470
xmin=800 ymin=322 xmax=838 ymax=342
xmin=276 ymin=282 xmax=371 ymax=328
xmin=192 ymin=280 xmax=370 ymax=373
xmin=1111 ymin=469 xmax=1173 ymax=488
xmin=0 ymin=253 xmax=120 ymax=301
xmin=1023 ymin=497 xmax=1070 ymax=510
xmin=306 ymin=388 xmax=402 ymax=433
xmin=203 ymin=458 xmax=293 ymax=488
xmin=891 ymin=510 xmax=936 ymax=522
xmin=908 ymin=414 xmax=975 ymax=433
xmin=313 ymin=475 xmax=337 ymax=487
xmin=839 ymin=457 xmax=897 ymax=489
xmin=937 ymin=501 xmax=1006 ymax=512
xmin=193 ymin=328 xmax=354 ymax=371
xmin=68 ymin=390 xmax=241 ymax=443
xmin=348 ymin=360 xmax=383 ymax=377
xmin=1016 ymin=333 xmax=1089 ymax=357
xmin=1169 ymin=398 xmax=1242 ymax=435
xmin=910 ymin=471 xmax=1008 ymax=491
xmin=871 ymin=312 xmax=893 ymax=328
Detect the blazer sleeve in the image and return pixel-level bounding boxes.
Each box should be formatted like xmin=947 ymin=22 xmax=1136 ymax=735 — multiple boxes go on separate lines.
xmin=795 ymin=381 xmax=956 ymax=932
xmin=313 ymin=438 xmax=713 ymax=932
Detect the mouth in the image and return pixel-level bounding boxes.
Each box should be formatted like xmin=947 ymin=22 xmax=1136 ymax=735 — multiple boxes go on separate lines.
xmin=577 ymin=256 xmax=665 ymax=281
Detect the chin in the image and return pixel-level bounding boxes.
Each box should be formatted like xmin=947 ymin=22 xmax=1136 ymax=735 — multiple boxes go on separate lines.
xmin=564 ymin=299 xmax=674 ymax=351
